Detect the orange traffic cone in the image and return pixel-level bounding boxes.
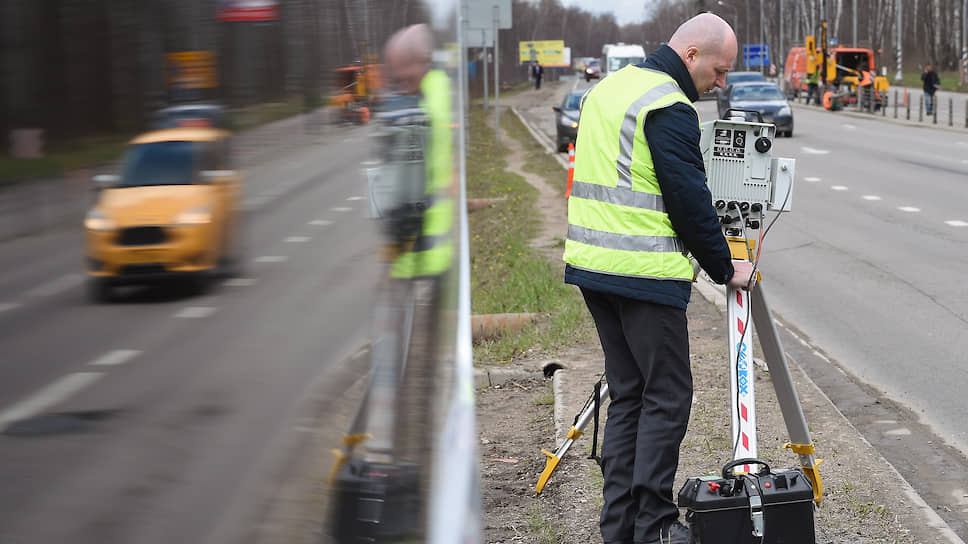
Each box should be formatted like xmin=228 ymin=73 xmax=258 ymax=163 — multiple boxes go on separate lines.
xmin=564 ymin=142 xmax=575 ymax=198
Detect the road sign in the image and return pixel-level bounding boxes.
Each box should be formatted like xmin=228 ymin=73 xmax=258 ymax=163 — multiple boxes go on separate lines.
xmin=518 ymin=40 xmax=567 ymax=67
xmin=744 ymin=43 xmax=771 ymax=68
xmin=465 ymin=0 xmax=511 ymax=30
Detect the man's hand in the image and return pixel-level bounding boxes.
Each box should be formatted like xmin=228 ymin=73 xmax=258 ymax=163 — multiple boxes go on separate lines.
xmin=727 ymin=260 xmax=757 ymax=290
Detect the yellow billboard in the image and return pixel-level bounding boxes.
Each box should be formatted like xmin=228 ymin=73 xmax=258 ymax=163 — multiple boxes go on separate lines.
xmin=519 ymin=40 xmax=567 ymax=67
xmin=165 ymin=51 xmax=218 ymax=90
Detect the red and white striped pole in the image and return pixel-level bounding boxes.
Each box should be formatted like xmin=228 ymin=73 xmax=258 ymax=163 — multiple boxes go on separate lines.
xmin=564 ymin=142 xmax=575 ymax=198
xmin=727 ymin=284 xmax=757 ymax=473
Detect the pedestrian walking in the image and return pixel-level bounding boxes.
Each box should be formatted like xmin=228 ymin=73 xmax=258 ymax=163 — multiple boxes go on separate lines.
xmin=531 ymin=61 xmax=544 ymax=90
xmin=922 ymin=64 xmax=940 ymax=116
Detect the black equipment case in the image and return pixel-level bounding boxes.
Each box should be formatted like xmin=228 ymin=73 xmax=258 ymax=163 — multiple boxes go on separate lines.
xmin=678 ymin=458 xmax=815 ymax=544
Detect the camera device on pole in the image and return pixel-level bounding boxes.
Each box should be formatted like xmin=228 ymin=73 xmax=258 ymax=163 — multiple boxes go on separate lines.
xmin=673 ymin=113 xmax=823 ymax=542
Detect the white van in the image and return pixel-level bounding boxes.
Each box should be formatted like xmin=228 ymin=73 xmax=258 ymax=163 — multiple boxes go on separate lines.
xmin=601 ymin=43 xmax=646 ymax=77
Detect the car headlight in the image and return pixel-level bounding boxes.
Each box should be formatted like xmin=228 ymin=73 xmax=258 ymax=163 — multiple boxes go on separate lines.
xmin=175 ymin=205 xmax=212 ymax=225
xmin=85 ymin=209 xmax=116 ymax=231
xmin=778 ymin=106 xmax=792 ymax=117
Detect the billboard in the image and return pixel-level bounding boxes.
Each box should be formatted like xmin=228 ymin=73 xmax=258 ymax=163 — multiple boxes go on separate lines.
xmin=519 ymin=40 xmax=567 ymax=67
xmin=166 ymin=51 xmax=218 ymax=90
xmin=216 ymin=0 xmax=279 ymax=22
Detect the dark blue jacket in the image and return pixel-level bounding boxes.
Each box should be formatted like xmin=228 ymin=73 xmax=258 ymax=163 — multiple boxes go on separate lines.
xmin=565 ymin=45 xmax=734 ymax=310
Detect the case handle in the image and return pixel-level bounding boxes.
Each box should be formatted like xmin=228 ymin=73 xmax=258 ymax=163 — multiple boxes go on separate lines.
xmin=721 ymin=458 xmax=771 ymax=479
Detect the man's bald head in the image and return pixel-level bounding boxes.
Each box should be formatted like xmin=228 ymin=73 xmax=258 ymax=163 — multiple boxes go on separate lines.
xmin=667 ymin=13 xmax=737 ymax=96
xmin=384 ymin=24 xmax=434 ymax=94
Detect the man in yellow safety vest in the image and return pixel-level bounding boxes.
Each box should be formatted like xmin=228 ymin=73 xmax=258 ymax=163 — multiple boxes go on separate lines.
xmin=563 ymin=13 xmax=755 ymax=544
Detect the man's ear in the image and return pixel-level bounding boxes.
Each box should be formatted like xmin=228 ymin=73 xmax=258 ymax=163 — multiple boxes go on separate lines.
xmin=683 ymin=46 xmax=699 ymax=66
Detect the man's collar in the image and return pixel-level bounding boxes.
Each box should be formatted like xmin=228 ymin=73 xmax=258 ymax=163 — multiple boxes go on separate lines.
xmin=643 ymin=45 xmax=700 ymax=102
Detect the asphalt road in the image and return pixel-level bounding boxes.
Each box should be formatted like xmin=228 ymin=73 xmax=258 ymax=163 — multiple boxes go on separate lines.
xmin=0 ymin=125 xmax=380 ymax=543
xmin=515 ymin=76 xmax=968 ymax=534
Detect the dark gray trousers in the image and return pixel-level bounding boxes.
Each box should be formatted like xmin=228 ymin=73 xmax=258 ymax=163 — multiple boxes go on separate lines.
xmin=580 ymin=288 xmax=692 ymax=544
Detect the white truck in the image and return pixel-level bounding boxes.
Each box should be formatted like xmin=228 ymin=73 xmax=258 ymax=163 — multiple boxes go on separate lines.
xmin=600 ymin=43 xmax=646 ymax=78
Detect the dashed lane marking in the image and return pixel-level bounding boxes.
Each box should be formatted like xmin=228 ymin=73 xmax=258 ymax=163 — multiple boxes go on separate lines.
xmin=331 ymin=207 xmax=353 ymax=212
xmin=831 ymin=185 xmax=848 ymax=191
xmin=898 ymin=206 xmax=921 ymax=212
xmin=804 ymin=177 xmax=821 ymax=182
xmin=254 ymin=256 xmax=288 ymax=263
xmin=843 ymin=124 xmax=856 ymax=129
xmin=310 ymin=219 xmax=333 ymax=226
xmin=346 ymin=196 xmax=364 ymax=201
xmin=945 ymin=220 xmax=968 ymax=227
xmin=174 ymin=306 xmax=217 ymax=319
xmin=0 ymin=372 xmax=103 ymax=430
xmin=0 ymin=302 xmax=20 ymax=313
xmin=89 ymin=349 xmax=140 ymax=367
xmin=223 ymin=278 xmax=257 ymax=287
xmin=27 ymin=274 xmax=83 ymax=297
xmin=801 ymin=147 xmax=831 ymax=154
xmin=285 ymin=236 xmax=311 ymax=243
xmin=862 ymin=195 xmax=882 ymax=200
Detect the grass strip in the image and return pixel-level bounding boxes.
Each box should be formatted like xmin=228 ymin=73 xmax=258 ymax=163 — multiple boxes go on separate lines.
xmin=467 ymin=106 xmax=595 ymax=364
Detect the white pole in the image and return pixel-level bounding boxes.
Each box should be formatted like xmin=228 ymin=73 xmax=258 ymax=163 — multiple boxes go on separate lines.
xmin=896 ymin=0 xmax=903 ymax=82
xmin=493 ymin=4 xmax=500 ymax=145
xmin=963 ymin=0 xmax=967 ymax=85
xmin=759 ymin=0 xmax=764 ymax=75
xmin=482 ymin=30 xmax=489 ymax=110
xmin=780 ymin=0 xmax=784 ymax=77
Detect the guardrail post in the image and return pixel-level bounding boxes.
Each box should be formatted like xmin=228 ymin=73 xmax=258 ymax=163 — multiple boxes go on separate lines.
xmin=893 ymin=90 xmax=898 ymax=118
xmin=907 ymin=95 xmax=911 ymax=120
xmin=934 ymin=100 xmax=938 ymax=124
xmin=949 ymin=97 xmax=953 ymax=126
xmin=964 ymin=99 xmax=967 ymax=128
xmin=919 ymin=95 xmax=923 ymax=122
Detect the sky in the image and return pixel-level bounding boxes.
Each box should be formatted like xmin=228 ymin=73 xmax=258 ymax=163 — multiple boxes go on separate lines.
xmin=560 ymin=0 xmax=651 ymax=26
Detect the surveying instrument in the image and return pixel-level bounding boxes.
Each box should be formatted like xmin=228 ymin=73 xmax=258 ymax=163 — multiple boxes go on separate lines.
xmin=535 ymin=110 xmax=824 ymax=522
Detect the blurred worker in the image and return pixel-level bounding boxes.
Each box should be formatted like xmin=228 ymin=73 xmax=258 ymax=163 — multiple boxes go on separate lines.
xmin=805 ymin=67 xmax=820 ymax=105
xmin=857 ymin=64 xmax=874 ymax=109
xmin=382 ymin=24 xmax=453 ymax=281
xmin=562 ymin=12 xmax=755 ymax=544
xmin=922 ymin=64 xmax=940 ymax=116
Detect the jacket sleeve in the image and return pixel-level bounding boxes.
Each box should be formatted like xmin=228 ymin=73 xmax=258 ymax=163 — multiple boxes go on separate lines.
xmin=645 ymin=103 xmax=735 ymax=284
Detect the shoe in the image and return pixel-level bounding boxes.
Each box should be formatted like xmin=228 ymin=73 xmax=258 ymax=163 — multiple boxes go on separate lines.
xmin=640 ymin=520 xmax=691 ymax=544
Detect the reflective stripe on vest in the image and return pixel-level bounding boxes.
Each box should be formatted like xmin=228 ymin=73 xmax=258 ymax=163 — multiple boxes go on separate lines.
xmin=564 ymin=66 xmax=695 ymax=281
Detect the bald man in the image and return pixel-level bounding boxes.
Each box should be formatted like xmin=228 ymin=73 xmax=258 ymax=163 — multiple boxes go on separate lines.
xmin=562 ymin=13 xmax=753 ymax=544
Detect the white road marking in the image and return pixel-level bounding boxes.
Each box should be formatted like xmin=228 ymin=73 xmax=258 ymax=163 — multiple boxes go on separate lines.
xmin=255 ymin=256 xmax=288 ymax=263
xmin=90 ymin=349 xmax=140 ymax=367
xmin=945 ymin=220 xmax=968 ymax=227
xmin=898 ymin=206 xmax=921 ymax=213
xmin=884 ymin=427 xmax=912 ymax=436
xmin=361 ymin=160 xmax=380 ymax=166
xmin=842 ymin=124 xmax=856 ymax=129
xmin=27 ymin=274 xmax=83 ymax=297
xmin=801 ymin=147 xmax=831 ymax=155
xmin=831 ymin=185 xmax=848 ymax=191
xmin=957 ymin=142 xmax=968 ymax=146
xmin=0 ymin=372 xmax=103 ymax=429
xmin=804 ymin=176 xmax=821 ymax=182
xmin=223 ymin=278 xmax=257 ymax=287
xmin=309 ymin=219 xmax=333 ymax=226
xmin=331 ymin=206 xmax=353 ymax=212
xmin=0 ymin=302 xmax=20 ymax=313
xmin=174 ymin=306 xmax=217 ymax=319
xmin=285 ymin=236 xmax=311 ymax=243
xmin=862 ymin=195 xmax=882 ymax=201
xmin=346 ymin=196 xmax=365 ymax=201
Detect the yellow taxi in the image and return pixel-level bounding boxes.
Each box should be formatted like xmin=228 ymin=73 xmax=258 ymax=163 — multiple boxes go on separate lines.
xmin=84 ymin=126 xmax=242 ymax=301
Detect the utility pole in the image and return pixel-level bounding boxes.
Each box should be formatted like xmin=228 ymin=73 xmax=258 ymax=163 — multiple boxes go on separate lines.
xmin=963 ymin=0 xmax=967 ymax=85
xmin=779 ymin=0 xmax=784 ymax=76
xmin=759 ymin=0 xmax=764 ymax=75
xmin=745 ymin=0 xmax=750 ymax=70
xmin=895 ymin=0 xmax=903 ymax=82
xmin=853 ymin=0 xmax=857 ymax=46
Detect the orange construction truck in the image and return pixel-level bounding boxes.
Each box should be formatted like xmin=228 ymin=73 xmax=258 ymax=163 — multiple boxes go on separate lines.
xmin=784 ymin=37 xmax=889 ymax=109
